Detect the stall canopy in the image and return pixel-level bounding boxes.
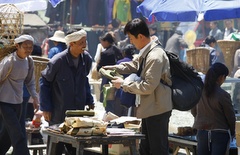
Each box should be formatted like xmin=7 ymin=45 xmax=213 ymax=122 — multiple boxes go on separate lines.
xmin=24 ymin=13 xmax=47 ymax=27
xmin=0 ymin=0 xmax=47 ymax=12
xmin=137 ymin=0 xmax=201 ymax=22
xmin=202 ymin=0 xmax=240 ymax=21
xmin=23 ymin=13 xmax=48 ymax=46
xmin=137 ymin=0 xmax=240 ymax=22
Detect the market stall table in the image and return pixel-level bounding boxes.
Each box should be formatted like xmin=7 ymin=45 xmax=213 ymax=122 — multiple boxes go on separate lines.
xmin=168 ymin=134 xmax=197 ymax=155
xmin=42 ymin=129 xmax=145 ymax=155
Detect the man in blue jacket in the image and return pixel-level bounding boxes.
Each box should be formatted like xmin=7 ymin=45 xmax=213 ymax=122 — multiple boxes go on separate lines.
xmin=39 ymin=29 xmax=94 ymax=155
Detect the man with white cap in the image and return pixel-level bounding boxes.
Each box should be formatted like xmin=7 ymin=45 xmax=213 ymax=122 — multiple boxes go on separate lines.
xmin=0 ymin=34 xmax=39 ymax=155
xmin=39 ymin=29 xmax=94 ymax=154
xmin=48 ymin=30 xmax=67 ymax=58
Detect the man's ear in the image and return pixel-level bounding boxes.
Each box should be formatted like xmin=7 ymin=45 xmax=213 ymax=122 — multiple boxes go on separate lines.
xmin=137 ymin=34 xmax=143 ymax=39
xmin=15 ymin=43 xmax=19 ymax=48
xmin=69 ymin=42 xmax=74 ymax=46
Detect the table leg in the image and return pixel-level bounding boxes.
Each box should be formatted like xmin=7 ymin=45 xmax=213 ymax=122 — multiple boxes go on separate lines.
xmin=76 ymin=145 xmax=84 ymax=155
xmin=33 ymin=150 xmax=37 ymax=155
xmin=185 ymin=147 xmax=191 ymax=155
xmin=27 ymin=132 xmax=32 ymax=145
xmin=129 ymin=145 xmax=137 ymax=155
xmin=46 ymin=136 xmax=53 ymax=155
xmin=102 ymin=144 xmax=108 ymax=155
xmin=173 ymin=146 xmax=180 ymax=155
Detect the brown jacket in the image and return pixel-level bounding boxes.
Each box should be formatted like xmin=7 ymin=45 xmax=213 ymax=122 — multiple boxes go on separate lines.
xmin=115 ymin=40 xmax=172 ymax=118
xmin=191 ymin=87 xmax=236 ymax=136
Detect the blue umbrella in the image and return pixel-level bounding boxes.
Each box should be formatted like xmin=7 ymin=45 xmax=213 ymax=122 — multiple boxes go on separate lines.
xmin=202 ymin=0 xmax=240 ymax=21
xmin=137 ymin=0 xmax=240 ymax=22
xmin=137 ymin=0 xmax=203 ymax=22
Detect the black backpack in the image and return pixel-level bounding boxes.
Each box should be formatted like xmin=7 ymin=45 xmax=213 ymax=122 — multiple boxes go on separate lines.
xmin=161 ymin=48 xmax=204 ymax=111
xmin=139 ymin=44 xmax=203 ymax=111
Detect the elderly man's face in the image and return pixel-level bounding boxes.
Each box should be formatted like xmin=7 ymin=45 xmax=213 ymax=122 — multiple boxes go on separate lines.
xmin=16 ymin=40 xmax=33 ymax=59
xmin=73 ymin=36 xmax=87 ymax=52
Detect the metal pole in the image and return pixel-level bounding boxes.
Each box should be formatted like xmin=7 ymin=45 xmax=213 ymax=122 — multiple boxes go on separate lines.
xmin=69 ymin=0 xmax=72 ymax=28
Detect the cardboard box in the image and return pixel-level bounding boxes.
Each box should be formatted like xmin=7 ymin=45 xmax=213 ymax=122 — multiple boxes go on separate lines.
xmin=108 ymin=144 xmax=130 ymax=155
xmin=236 ymin=121 xmax=240 ymax=134
xmin=236 ymin=134 xmax=240 ymax=147
xmin=236 ymin=121 xmax=240 ymax=147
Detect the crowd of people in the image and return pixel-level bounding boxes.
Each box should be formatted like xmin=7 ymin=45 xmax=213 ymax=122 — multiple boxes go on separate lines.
xmin=0 ymin=17 xmax=238 ymax=155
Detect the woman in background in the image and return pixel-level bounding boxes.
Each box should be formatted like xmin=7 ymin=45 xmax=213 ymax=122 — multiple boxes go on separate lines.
xmin=97 ymin=31 xmax=123 ymax=113
xmin=48 ymin=30 xmax=67 ymax=58
xmin=204 ymin=36 xmax=225 ymax=66
xmin=114 ymin=44 xmax=136 ymax=116
xmin=191 ymin=63 xmax=236 ymax=155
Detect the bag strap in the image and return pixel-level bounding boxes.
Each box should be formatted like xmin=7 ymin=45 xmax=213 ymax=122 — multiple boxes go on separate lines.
xmin=137 ymin=44 xmax=161 ymax=76
xmin=0 ymin=53 xmax=14 ymax=85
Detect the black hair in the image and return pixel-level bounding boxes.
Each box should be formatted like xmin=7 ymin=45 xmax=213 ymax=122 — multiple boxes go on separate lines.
xmin=112 ymin=18 xmax=121 ymax=28
xmin=124 ymin=18 xmax=150 ymax=38
xmin=66 ymin=28 xmax=79 ymax=35
xmin=122 ymin=44 xmax=135 ymax=56
xmin=99 ymin=32 xmax=115 ymax=44
xmin=211 ymin=21 xmax=218 ymax=26
xmin=204 ymin=62 xmax=229 ymax=97
xmin=175 ymin=30 xmax=183 ymax=35
xmin=205 ymin=36 xmax=216 ymax=45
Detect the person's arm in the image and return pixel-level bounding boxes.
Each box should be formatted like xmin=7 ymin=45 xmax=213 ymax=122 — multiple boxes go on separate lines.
xmin=39 ymin=76 xmax=53 ymax=122
xmin=178 ymin=37 xmax=188 ymax=48
xmin=25 ymin=57 xmax=39 ymax=113
xmin=221 ymin=93 xmax=236 ymax=137
xmin=85 ymin=77 xmax=95 ymax=110
xmin=39 ymin=59 xmax=60 ymax=121
xmin=0 ymin=54 xmax=13 ymax=83
xmin=48 ymin=48 xmax=57 ymax=59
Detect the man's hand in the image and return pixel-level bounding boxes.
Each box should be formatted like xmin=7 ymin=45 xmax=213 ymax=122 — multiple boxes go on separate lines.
xmin=32 ymin=97 xmax=40 ymax=114
xmin=42 ymin=111 xmax=51 ymax=122
xmin=102 ymin=65 xmax=116 ymax=70
xmin=111 ymin=77 xmax=124 ymax=89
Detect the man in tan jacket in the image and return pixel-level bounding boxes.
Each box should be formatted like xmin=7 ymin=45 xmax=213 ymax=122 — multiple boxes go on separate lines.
xmin=104 ymin=18 xmax=172 ymax=155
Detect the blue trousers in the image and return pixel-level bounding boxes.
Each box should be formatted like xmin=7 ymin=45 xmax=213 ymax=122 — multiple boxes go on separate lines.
xmin=0 ymin=102 xmax=30 ymax=155
xmin=139 ymin=111 xmax=172 ymax=155
xmin=197 ymin=129 xmax=230 ymax=155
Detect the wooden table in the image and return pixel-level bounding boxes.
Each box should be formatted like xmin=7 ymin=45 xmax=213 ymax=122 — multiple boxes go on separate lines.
xmin=168 ymin=134 xmax=197 ymax=155
xmin=42 ymin=129 xmax=145 ymax=155
xmin=26 ymin=127 xmax=47 ymax=155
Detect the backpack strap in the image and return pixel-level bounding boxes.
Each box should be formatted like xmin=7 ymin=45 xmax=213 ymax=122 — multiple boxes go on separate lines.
xmin=136 ymin=44 xmax=161 ymax=76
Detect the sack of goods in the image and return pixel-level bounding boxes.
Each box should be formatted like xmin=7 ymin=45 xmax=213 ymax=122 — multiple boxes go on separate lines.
xmin=59 ymin=117 xmax=108 ymax=136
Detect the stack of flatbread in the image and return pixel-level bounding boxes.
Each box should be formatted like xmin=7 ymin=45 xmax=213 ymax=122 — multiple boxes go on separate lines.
xmin=59 ymin=117 xmax=108 ymax=136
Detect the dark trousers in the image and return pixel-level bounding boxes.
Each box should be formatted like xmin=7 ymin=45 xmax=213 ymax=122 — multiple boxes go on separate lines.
xmin=113 ymin=98 xmax=128 ymax=116
xmin=0 ymin=102 xmax=30 ymax=155
xmin=20 ymin=96 xmax=30 ymax=142
xmin=197 ymin=130 xmax=230 ymax=155
xmin=139 ymin=111 xmax=172 ymax=155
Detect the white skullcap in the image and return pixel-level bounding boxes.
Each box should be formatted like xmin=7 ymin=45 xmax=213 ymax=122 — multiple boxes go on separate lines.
xmin=65 ymin=29 xmax=87 ymax=46
xmin=14 ymin=35 xmax=34 ymax=44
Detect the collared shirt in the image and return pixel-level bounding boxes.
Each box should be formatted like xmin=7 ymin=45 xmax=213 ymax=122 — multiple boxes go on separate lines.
xmin=139 ymin=41 xmax=152 ymax=56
